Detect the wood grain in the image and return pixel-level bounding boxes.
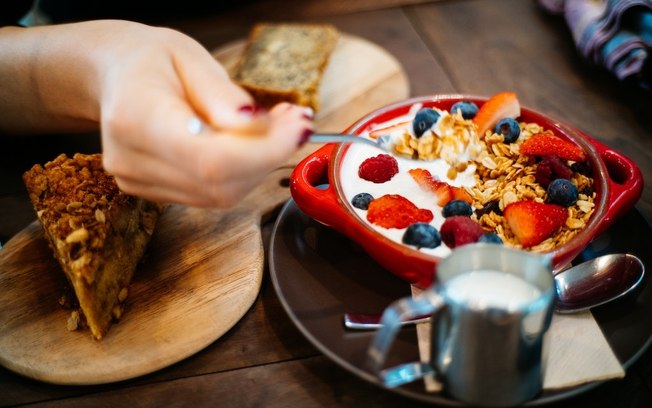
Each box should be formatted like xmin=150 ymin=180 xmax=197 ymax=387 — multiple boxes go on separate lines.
xmin=0 ymin=33 xmax=409 ymax=386
xmin=406 ymin=0 xmax=652 ymax=220
xmin=1 ymin=1 xmax=651 ymax=407
xmin=0 ymin=167 xmax=291 ymax=385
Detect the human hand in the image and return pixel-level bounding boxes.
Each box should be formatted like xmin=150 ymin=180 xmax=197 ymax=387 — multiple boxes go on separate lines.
xmin=93 ymin=21 xmax=312 ymax=207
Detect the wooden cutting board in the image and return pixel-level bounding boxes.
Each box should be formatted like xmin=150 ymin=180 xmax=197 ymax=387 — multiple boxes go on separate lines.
xmin=0 ymin=33 xmax=408 ymax=385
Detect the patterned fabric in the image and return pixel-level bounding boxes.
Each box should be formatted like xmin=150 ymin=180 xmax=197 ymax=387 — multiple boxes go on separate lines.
xmin=538 ymin=0 xmax=652 ymax=89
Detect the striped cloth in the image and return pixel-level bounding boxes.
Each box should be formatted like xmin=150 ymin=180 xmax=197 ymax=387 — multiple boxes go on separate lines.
xmin=538 ymin=0 xmax=652 ymax=89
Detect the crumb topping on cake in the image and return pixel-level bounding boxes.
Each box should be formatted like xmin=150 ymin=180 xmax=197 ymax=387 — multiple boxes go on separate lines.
xmin=23 ymin=153 xmax=132 ymax=282
xmin=23 ymin=152 xmax=163 ymax=339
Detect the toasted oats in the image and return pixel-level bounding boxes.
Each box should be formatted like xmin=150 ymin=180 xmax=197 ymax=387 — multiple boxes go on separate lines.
xmin=469 ymin=121 xmax=595 ymax=251
xmin=392 ymin=110 xmax=482 ymax=178
xmin=382 ymin=108 xmax=595 ymax=252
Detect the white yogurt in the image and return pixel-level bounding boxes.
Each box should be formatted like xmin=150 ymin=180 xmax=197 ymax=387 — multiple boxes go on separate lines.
xmin=444 ymin=270 xmax=542 ymax=309
xmin=338 ymin=111 xmax=478 ymax=257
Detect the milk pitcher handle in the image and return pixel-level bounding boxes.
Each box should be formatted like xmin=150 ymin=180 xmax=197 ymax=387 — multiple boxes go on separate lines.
xmin=367 ymin=290 xmax=444 ymax=387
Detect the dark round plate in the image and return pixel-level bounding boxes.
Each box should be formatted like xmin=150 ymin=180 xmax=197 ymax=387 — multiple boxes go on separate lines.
xmin=269 ymin=199 xmax=652 ymax=406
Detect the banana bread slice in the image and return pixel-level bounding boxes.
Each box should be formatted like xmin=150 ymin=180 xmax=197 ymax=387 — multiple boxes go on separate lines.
xmin=23 ymin=153 xmax=164 ymax=340
xmin=231 ymin=23 xmax=339 ymax=111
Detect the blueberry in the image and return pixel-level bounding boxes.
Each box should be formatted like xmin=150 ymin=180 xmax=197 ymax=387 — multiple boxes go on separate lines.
xmin=442 ymin=200 xmax=473 ymax=218
xmin=412 ymin=108 xmax=440 ymax=138
xmin=493 ymin=118 xmax=521 ymax=143
xmin=478 ymin=233 xmax=503 ymax=244
xmin=351 ymin=192 xmax=374 ymax=210
xmin=547 ymin=179 xmax=578 ymax=207
xmin=450 ymin=101 xmax=479 ymax=119
xmin=402 ymin=223 xmax=441 ymax=249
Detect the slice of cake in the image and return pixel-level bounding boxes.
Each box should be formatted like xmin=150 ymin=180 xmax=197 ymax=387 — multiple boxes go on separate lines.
xmin=23 ymin=153 xmax=163 ymax=340
xmin=231 ymin=23 xmax=339 ymax=111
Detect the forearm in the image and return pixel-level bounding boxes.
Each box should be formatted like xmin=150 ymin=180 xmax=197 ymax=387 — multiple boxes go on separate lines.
xmin=0 ymin=21 xmax=130 ymax=134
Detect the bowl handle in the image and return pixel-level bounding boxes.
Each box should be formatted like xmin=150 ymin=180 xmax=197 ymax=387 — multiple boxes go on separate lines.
xmin=290 ymin=143 xmax=350 ymax=231
xmin=583 ymin=132 xmax=643 ymax=236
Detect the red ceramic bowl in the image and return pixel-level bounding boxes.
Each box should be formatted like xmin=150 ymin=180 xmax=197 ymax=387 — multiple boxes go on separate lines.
xmin=290 ymin=95 xmax=643 ymax=288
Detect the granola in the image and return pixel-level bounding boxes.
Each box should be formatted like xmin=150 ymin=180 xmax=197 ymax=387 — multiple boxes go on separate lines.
xmin=469 ymin=123 xmax=595 ymax=251
xmin=346 ymin=96 xmax=596 ymax=255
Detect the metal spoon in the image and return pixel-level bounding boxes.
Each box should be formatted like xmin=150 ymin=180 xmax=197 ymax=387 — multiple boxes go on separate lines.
xmin=309 ymin=133 xmax=394 ymax=154
xmin=344 ymin=253 xmax=645 ymax=330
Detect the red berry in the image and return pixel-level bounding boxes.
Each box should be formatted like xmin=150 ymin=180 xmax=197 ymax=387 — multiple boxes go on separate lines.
xmin=535 ymin=155 xmax=573 ymax=188
xmin=408 ymin=168 xmax=452 ymax=206
xmin=520 ymin=133 xmax=586 ymax=162
xmin=440 ymin=216 xmax=485 ymax=248
xmin=367 ymin=194 xmax=433 ymax=229
xmin=358 ymin=154 xmax=399 ymax=183
xmin=472 ymin=92 xmax=521 ymax=136
xmin=503 ymin=200 xmax=568 ymax=247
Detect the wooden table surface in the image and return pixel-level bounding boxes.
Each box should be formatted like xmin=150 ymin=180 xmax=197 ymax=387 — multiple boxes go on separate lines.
xmin=2 ymin=0 xmax=651 ymax=406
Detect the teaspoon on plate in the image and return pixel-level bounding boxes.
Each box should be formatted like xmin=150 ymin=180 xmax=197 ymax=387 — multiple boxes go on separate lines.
xmin=343 ymin=253 xmax=645 ymax=330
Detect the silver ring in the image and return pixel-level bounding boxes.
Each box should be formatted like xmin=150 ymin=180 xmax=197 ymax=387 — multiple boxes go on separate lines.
xmin=187 ymin=117 xmax=204 ymax=135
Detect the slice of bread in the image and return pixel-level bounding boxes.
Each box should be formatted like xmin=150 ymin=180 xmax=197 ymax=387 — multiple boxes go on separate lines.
xmin=231 ymin=23 xmax=339 ymax=112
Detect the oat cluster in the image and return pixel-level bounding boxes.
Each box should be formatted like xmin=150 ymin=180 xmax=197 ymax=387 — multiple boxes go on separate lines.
xmin=23 ymin=154 xmax=128 ymax=269
xmin=390 ymin=117 xmax=595 ymax=252
xmin=470 ymin=123 xmax=595 ymax=251
xmin=393 ymin=111 xmax=483 ymax=179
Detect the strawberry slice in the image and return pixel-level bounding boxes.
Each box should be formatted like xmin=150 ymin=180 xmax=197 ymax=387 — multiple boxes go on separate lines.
xmin=472 ymin=92 xmax=521 ymax=136
xmin=369 ymin=121 xmax=410 ymax=140
xmin=503 ymin=200 xmax=568 ymax=247
xmin=520 ymin=133 xmax=586 ymax=162
xmin=452 ymin=186 xmax=473 ymax=204
xmin=408 ymin=168 xmax=453 ymax=206
xmin=367 ymin=194 xmax=433 ymax=229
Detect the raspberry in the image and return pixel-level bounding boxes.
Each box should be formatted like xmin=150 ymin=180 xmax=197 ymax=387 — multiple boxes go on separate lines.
xmin=535 ymin=155 xmax=573 ymax=188
xmin=367 ymin=194 xmax=433 ymax=229
xmin=440 ymin=216 xmax=485 ymax=248
xmin=358 ymin=154 xmax=399 ymax=183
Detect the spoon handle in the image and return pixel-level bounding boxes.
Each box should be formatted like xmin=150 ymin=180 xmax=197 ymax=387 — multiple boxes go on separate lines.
xmin=309 ymin=133 xmax=381 ymax=148
xmin=343 ymin=312 xmax=430 ymax=330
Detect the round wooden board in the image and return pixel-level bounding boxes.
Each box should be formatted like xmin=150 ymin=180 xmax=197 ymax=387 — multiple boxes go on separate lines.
xmin=0 ymin=168 xmax=290 ymax=385
xmin=0 ymin=33 xmax=408 ymax=385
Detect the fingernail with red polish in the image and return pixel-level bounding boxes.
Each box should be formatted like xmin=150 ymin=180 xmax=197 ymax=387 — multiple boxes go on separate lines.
xmin=238 ymin=105 xmax=265 ymax=118
xmin=298 ymin=128 xmax=313 ymax=147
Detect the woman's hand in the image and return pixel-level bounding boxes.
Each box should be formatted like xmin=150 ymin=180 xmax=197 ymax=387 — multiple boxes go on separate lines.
xmin=0 ymin=20 xmax=312 ymax=207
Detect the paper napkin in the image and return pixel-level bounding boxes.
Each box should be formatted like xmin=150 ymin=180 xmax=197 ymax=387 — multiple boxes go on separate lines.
xmin=411 ymin=286 xmax=625 ymax=393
